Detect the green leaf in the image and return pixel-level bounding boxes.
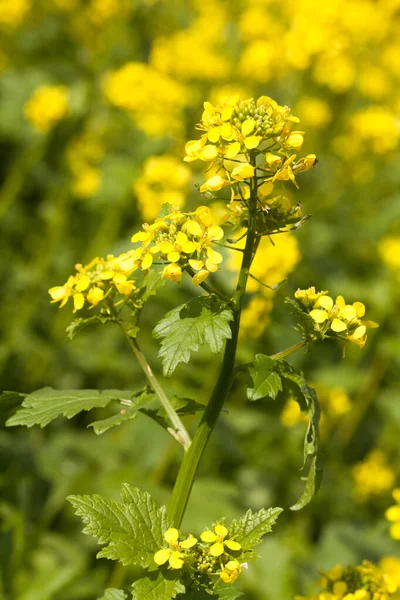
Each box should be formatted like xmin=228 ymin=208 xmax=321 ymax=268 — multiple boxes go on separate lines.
xmin=184 ymin=588 xmax=243 ymax=600
xmin=276 ymin=360 xmax=322 ymax=510
xmin=141 ymin=396 xmax=205 ymax=432
xmin=67 ymin=484 xmax=171 ymax=568
xmin=153 ymin=296 xmax=233 ymax=377
xmin=66 ymin=314 xmax=113 ymax=340
xmin=284 ymin=298 xmax=318 ymax=343
xmin=158 ymin=202 xmax=174 ymax=218
xmin=247 ymin=354 xmax=283 ymax=401
xmin=132 ymin=571 xmax=185 ymax=600
xmin=98 ymin=589 xmax=127 ymax=600
xmin=228 ymin=506 xmax=283 ymax=551
xmin=89 ymin=387 xmax=156 ymax=435
xmin=6 ymin=388 xmax=139 ymax=428
xmin=0 ymin=390 xmax=26 ymax=413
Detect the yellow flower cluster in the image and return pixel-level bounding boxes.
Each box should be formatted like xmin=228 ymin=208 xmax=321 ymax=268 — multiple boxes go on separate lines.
xmin=133 ymin=155 xmax=191 ymax=222
xmin=48 ymin=253 xmax=137 ymax=312
xmin=352 ymin=450 xmax=395 ymax=503
xmin=296 ymin=561 xmax=398 ymax=600
xmin=66 ymin=130 xmax=105 ymax=198
xmin=154 ymin=525 xmax=242 ymax=585
xmin=295 ymin=288 xmax=378 ymax=348
xmin=24 ymin=85 xmax=69 ymax=133
xmin=102 ymin=62 xmax=188 ymax=137
xmin=185 ymin=95 xmax=316 ymax=197
xmin=385 ymin=488 xmax=400 ymax=540
xmin=229 ymin=233 xmax=301 ymax=339
xmin=0 ymin=0 xmax=30 ymax=28
xmin=131 ymin=206 xmax=224 ymax=285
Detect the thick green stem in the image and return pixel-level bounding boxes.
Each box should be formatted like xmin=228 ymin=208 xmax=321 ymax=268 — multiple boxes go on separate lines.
xmin=111 ymin=308 xmax=191 ymax=450
xmin=167 ymin=180 xmax=258 ymax=527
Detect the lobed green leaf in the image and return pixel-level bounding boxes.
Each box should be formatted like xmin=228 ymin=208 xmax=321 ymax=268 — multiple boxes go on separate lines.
xmin=153 ymin=296 xmax=233 ymax=377
xmin=67 ymin=484 xmax=171 ymax=568
xmin=228 ymin=506 xmax=283 ymax=551
xmin=98 ymin=589 xmax=128 ymax=600
xmin=131 ymin=571 xmax=185 ymax=600
xmin=247 ymin=354 xmax=283 ymax=401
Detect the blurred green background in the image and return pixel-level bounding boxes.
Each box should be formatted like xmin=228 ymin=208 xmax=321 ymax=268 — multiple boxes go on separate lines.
xmin=1 ymin=0 xmax=400 ymax=598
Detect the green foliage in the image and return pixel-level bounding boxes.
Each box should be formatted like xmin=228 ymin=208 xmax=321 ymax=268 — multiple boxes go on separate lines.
xmin=98 ymin=589 xmax=128 ymax=600
xmin=68 ymin=484 xmax=170 ymax=568
xmin=132 ymin=571 xmax=185 ymax=600
xmin=228 ymin=507 xmax=283 ymax=552
xmin=285 ymin=298 xmax=317 ymax=343
xmin=66 ymin=314 xmax=114 ymax=340
xmin=247 ymin=354 xmax=283 ymax=401
xmin=184 ymin=588 xmax=243 ymax=599
xmin=6 ymin=387 xmax=155 ymax=430
xmin=153 ymin=296 xmax=233 ymax=376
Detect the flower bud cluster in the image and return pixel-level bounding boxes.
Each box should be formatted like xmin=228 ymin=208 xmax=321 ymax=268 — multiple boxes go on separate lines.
xmin=296 ymin=561 xmax=398 ymax=600
xmin=154 ymin=525 xmax=243 ymax=587
xmin=294 ymin=287 xmax=378 ymax=348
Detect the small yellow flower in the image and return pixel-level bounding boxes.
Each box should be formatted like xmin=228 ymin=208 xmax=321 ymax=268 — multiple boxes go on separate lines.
xmin=200 ymin=524 xmax=241 ymax=557
xmin=219 ymin=559 xmax=242 ymax=584
xmin=154 ymin=528 xmax=197 ymax=570
xmin=24 ymin=85 xmax=69 ymax=133
xmin=385 ymin=488 xmax=400 ymax=540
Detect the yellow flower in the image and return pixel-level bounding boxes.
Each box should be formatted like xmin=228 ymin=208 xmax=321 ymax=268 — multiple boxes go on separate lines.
xmin=24 ymin=85 xmax=69 ymax=133
xmin=0 ymin=0 xmax=30 ymax=28
xmin=154 ymin=528 xmax=197 ymax=570
xmin=352 ymin=450 xmax=395 ymax=502
xmin=200 ymin=524 xmax=241 ymax=557
xmin=385 ymin=488 xmax=400 ymax=540
xmin=219 ymin=559 xmax=242 ymax=584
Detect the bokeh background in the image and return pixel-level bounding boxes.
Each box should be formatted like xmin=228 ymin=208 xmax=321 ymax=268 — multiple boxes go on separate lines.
xmin=1 ymin=1 xmax=400 ymax=598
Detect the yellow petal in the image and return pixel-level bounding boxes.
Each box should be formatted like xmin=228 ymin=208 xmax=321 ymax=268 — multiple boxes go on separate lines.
xmin=180 ymin=535 xmax=197 ymax=549
xmin=182 ymin=241 xmax=197 ymax=254
xmin=231 ymin=163 xmax=255 ymax=180
xmin=169 ymin=551 xmax=184 ymax=569
xmin=184 ymin=220 xmax=203 ymax=237
xmin=207 ymin=247 xmax=223 ymax=264
xmin=199 ymin=175 xmax=229 ymax=193
xmin=200 ymin=530 xmax=217 ymax=543
xmin=244 ymin=135 xmax=261 ymax=149
xmin=175 ymin=232 xmax=187 ymax=246
xmin=192 ymin=269 xmax=210 ymax=285
xmin=131 ymin=231 xmax=150 ymax=243
xmin=141 ymin=253 xmax=153 ymax=270
xmin=99 ymin=271 xmax=115 ymax=280
xmin=167 ymin=251 xmax=180 ymax=263
xmin=159 ymin=241 xmax=174 ymax=254
xmin=286 ymin=133 xmax=304 ymax=149
xmin=207 ymin=127 xmax=220 ymax=143
xmin=333 ymin=582 xmax=348 ymax=597
xmin=154 ymin=548 xmax=171 ymax=565
xmin=335 ymin=295 xmax=345 ymax=309
xmin=48 ymin=286 xmax=67 ymax=302
xmin=162 ymin=263 xmax=182 ymax=282
xmin=221 ymin=122 xmax=234 ymax=140
xmin=340 ymin=305 xmax=357 ymax=321
xmin=207 ymin=225 xmax=224 ymax=240
xmin=75 ymin=274 xmax=89 ymax=292
xmin=225 ymin=560 xmax=240 ymax=571
xmin=205 ymin=259 xmax=219 ymax=272
xmin=242 ymin=118 xmax=255 ymax=136
xmin=331 ymin=318 xmax=347 ymax=332
xmin=221 ymin=105 xmax=233 ymax=121
xmin=352 ymin=325 xmax=366 ymax=339
xmin=164 ymin=528 xmax=179 ymax=544
xmin=198 ymin=145 xmax=218 ymax=161
xmin=188 ymin=259 xmax=204 ymax=271
xmin=353 ymin=302 xmax=365 ymax=317
xmin=209 ymin=542 xmax=225 ymax=557
xmin=225 ymin=142 xmax=241 ymax=159
xmin=87 ymin=287 xmax=104 ymax=306
xmin=73 ymin=293 xmax=85 ymax=311
xmin=318 ymin=295 xmax=334 ymax=310
xmin=309 ymin=309 xmax=328 ymax=323
xmin=214 ymin=524 xmax=228 ymax=538
xmin=224 ymin=539 xmax=241 ymax=551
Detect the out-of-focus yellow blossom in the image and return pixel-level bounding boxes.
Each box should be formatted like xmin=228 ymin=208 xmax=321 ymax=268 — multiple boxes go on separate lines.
xmin=298 ymin=560 xmax=399 ymax=600
xmin=228 ymin=233 xmax=300 ymax=339
xmin=379 ymin=236 xmax=400 ymax=276
xmin=358 ymin=67 xmax=391 ymax=100
xmin=295 ymin=97 xmax=332 ymax=129
xmin=352 ymin=450 xmax=395 ymax=502
xmin=150 ymin=0 xmax=230 ymax=81
xmin=200 ymin=524 xmax=241 ymax=557
xmin=385 ymin=488 xmax=400 ymax=540
xmin=131 ymin=206 xmax=225 ymax=286
xmin=154 ymin=527 xmax=197 ymax=570
xmin=349 ymin=107 xmax=399 ymax=153
xmin=133 ymin=155 xmax=191 ymax=221
xmin=24 ymin=85 xmax=69 ymax=133
xmin=295 ymin=288 xmax=378 ymax=348
xmin=48 ymin=252 xmax=139 ymax=312
xmin=0 ymin=0 xmax=30 ymax=28
xmin=380 ymin=557 xmax=400 ymax=587
xmin=313 ymin=52 xmax=356 ymax=93
xmin=185 ymin=95 xmax=316 ymax=196
xmin=66 ymin=131 xmax=104 ymax=198
xmin=281 ymin=398 xmax=308 ymax=428
xmin=281 ymin=385 xmax=351 ymax=432
xmin=103 ymin=62 xmax=188 ymax=137
xmin=219 ymin=559 xmax=242 ymax=584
